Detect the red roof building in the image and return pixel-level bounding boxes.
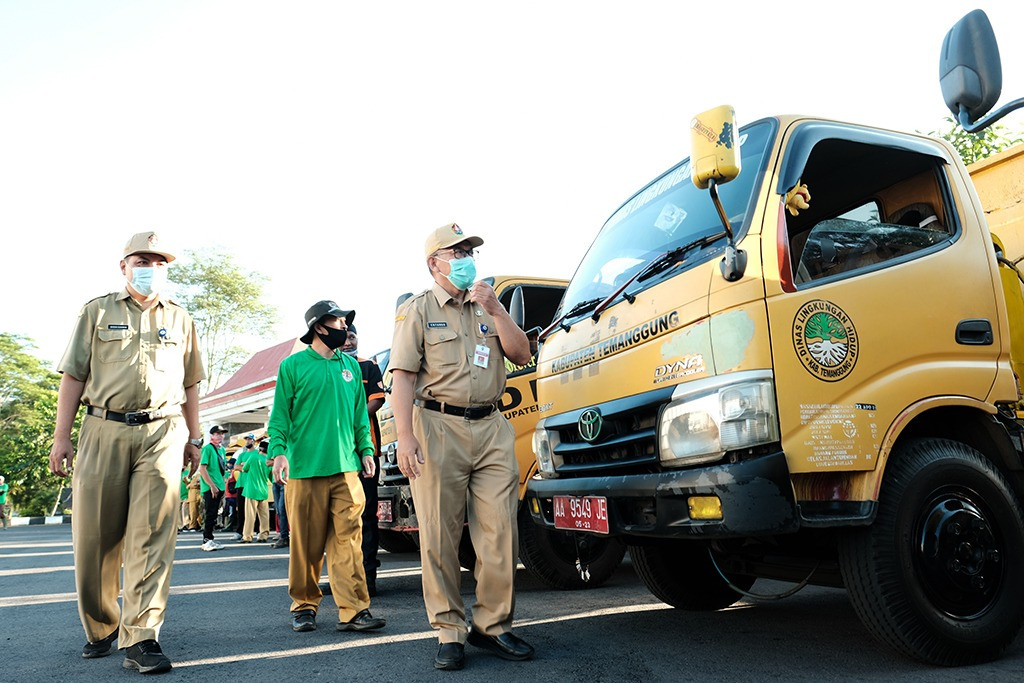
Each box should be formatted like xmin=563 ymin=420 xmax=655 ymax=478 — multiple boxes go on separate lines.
xmin=198 ymin=338 xmax=303 ymax=437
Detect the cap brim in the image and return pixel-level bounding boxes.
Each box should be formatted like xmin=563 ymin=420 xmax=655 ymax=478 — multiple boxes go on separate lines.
xmin=301 ymin=309 xmax=354 ymax=344
xmin=427 ymin=234 xmax=484 ymax=258
xmin=125 ymin=249 xmax=177 ymax=263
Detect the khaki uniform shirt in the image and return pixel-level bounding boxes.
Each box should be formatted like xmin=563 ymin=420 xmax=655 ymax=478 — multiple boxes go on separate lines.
xmin=58 ymin=289 xmax=205 ymax=412
xmin=390 ymin=282 xmax=506 ymax=406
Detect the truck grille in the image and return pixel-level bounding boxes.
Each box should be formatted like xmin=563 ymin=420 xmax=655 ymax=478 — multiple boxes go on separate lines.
xmin=548 ymin=387 xmax=674 ymax=474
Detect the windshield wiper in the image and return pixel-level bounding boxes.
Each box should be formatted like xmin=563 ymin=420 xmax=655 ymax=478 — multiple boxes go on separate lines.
xmin=538 ymin=297 xmax=603 ymax=342
xmin=589 ymin=230 xmax=728 ymax=322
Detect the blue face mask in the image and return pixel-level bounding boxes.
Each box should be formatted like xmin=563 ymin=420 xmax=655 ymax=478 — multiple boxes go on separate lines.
xmin=443 ymin=257 xmax=476 ymax=291
xmin=129 ymin=266 xmax=167 ymax=296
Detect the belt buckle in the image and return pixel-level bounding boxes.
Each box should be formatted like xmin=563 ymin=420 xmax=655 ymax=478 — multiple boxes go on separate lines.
xmin=124 ymin=411 xmax=149 ymax=426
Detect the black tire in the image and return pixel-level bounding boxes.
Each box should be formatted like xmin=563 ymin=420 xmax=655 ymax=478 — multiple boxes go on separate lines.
xmin=628 ymin=540 xmax=754 ymax=610
xmin=838 ymin=438 xmax=1024 ymax=666
xmin=517 ymin=506 xmax=626 ymax=589
xmin=378 ymin=529 xmax=419 ymax=554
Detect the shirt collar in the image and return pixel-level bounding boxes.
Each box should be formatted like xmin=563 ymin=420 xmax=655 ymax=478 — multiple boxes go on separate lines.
xmin=118 ymin=287 xmax=165 ymax=308
xmin=431 ymin=281 xmax=466 ymax=308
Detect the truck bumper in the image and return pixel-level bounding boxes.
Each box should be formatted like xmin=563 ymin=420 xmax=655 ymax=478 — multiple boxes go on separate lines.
xmin=377 ymin=484 xmax=418 ymax=531
xmin=525 ymin=451 xmax=799 ymax=539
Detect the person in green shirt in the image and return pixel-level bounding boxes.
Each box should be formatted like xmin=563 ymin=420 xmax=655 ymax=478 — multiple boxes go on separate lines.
xmin=178 ymin=467 xmax=189 ymax=532
xmin=241 ymin=440 xmax=272 ymax=542
xmin=198 ymin=425 xmax=229 ymax=551
xmin=231 ymin=436 xmax=257 ymax=541
xmin=0 ymin=475 xmax=10 ymax=529
xmin=269 ymin=300 xmax=385 ymax=634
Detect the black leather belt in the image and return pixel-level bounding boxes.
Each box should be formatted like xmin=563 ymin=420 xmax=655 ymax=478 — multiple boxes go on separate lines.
xmin=86 ymin=405 xmax=180 ymax=426
xmin=416 ymin=399 xmax=496 ymax=420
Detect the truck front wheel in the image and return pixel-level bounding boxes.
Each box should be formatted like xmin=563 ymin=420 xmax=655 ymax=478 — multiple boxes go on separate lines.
xmin=628 ymin=540 xmax=754 ymax=610
xmin=838 ymin=438 xmax=1024 ymax=665
xmin=517 ymin=507 xmax=626 ymax=589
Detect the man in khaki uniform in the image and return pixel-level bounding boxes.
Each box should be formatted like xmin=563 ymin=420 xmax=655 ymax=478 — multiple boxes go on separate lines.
xmin=390 ymin=223 xmax=534 ymax=671
xmin=49 ymin=231 xmax=205 ymax=675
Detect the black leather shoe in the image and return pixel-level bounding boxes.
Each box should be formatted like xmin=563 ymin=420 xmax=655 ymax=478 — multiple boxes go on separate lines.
xmin=292 ymin=609 xmax=317 ymax=632
xmin=434 ymin=642 xmax=465 ymax=670
xmin=337 ymin=609 xmax=386 ymax=632
xmin=466 ymin=629 xmax=534 ymax=661
xmin=82 ymin=630 xmax=117 ymax=659
xmin=122 ymin=639 xmax=172 ymax=674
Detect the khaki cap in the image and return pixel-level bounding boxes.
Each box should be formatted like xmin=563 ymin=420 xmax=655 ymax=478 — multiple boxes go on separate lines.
xmin=123 ymin=231 xmax=176 ymax=263
xmin=424 ymin=222 xmax=483 ymax=258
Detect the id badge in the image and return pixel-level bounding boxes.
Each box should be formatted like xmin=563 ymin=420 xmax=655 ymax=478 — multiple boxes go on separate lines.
xmin=473 ymin=344 xmax=490 ymax=368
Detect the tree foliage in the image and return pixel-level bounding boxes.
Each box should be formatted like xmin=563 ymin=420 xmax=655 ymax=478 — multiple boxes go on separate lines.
xmin=0 ymin=333 xmax=74 ymax=516
xmin=929 ymin=116 xmax=1024 ymax=166
xmin=169 ymin=248 xmax=277 ymax=389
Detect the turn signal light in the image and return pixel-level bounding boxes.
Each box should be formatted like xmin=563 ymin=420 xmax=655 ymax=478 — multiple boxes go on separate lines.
xmin=688 ymin=495 xmax=723 ymax=520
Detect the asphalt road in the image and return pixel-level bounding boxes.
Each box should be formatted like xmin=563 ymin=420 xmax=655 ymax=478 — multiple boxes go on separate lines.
xmin=2 ymin=524 xmax=1023 ymax=681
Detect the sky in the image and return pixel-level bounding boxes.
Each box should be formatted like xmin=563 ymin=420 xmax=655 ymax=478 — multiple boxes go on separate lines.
xmin=3 ymin=0 xmax=1024 ymax=385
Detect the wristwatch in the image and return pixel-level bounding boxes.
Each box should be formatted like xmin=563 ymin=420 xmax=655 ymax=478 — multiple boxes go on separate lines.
xmin=188 ymin=437 xmax=204 ymax=448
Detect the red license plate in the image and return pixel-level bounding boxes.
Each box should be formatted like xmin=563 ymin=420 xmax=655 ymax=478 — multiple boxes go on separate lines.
xmin=377 ymin=500 xmax=393 ymax=523
xmin=553 ymin=495 xmax=609 ymax=534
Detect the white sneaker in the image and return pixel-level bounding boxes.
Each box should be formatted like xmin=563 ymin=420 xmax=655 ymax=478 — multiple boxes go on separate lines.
xmin=232 ymin=533 xmax=242 ymax=541
xmin=201 ymin=539 xmax=222 ymax=552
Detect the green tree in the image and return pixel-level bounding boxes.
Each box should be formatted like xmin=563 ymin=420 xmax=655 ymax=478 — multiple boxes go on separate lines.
xmin=805 ymin=313 xmax=846 ymax=342
xmin=0 ymin=333 xmax=75 ymax=516
xmin=929 ymin=116 xmax=1024 ymax=166
xmin=169 ymin=248 xmax=277 ymax=389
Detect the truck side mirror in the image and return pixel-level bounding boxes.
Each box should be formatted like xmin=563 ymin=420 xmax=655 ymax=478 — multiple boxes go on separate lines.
xmin=940 ymin=9 xmax=1002 ymax=126
xmin=690 ymin=104 xmax=747 ymax=281
xmin=690 ymin=105 xmax=741 ymax=190
xmin=509 ymin=286 xmax=526 ymax=329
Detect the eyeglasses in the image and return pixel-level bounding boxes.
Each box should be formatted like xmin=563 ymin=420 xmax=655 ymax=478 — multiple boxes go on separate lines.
xmin=438 ymin=247 xmax=475 ymax=259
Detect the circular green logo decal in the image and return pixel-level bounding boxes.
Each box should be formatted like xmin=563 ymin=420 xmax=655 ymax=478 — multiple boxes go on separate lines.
xmin=792 ymin=300 xmax=858 ymax=382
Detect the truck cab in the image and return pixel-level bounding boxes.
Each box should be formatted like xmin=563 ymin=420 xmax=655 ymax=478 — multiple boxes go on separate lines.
xmin=526 ymin=108 xmax=1024 ymax=664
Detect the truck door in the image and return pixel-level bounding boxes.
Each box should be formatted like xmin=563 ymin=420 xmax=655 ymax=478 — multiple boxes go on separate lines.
xmin=766 ymin=122 xmax=1002 ymax=474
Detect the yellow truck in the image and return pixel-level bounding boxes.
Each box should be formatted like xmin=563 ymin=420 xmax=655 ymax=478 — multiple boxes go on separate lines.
xmin=525 ymin=10 xmax=1024 ymax=665
xmin=374 ymin=275 xmax=626 ymax=589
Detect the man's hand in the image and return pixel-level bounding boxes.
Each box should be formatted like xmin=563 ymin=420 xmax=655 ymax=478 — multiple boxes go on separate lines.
xmin=397 ymin=434 xmax=425 ymax=481
xmin=209 ymin=484 xmax=220 ymax=495
xmin=467 ymin=281 xmax=502 ymax=316
xmin=361 ymin=455 xmax=376 ymax=478
xmin=49 ymin=436 xmax=76 ymax=478
xmin=273 ymin=455 xmax=289 ymax=485
xmin=184 ymin=443 xmax=201 ymax=475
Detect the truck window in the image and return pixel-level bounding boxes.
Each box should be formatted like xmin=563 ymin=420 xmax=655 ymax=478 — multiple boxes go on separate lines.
xmin=559 ymin=119 xmax=777 ymax=316
xmin=786 ymin=139 xmax=954 ymax=285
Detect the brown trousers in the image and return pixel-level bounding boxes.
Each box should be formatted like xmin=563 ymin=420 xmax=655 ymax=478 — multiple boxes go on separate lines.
xmin=72 ymin=413 xmax=185 ymax=647
xmin=410 ymin=408 xmax=519 ymax=644
xmin=243 ymin=496 xmax=269 ymax=541
xmin=285 ymin=471 xmax=369 ymax=622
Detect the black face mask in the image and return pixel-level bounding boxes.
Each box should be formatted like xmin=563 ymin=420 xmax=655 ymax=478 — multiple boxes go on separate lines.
xmin=316 ymin=326 xmax=349 ymax=350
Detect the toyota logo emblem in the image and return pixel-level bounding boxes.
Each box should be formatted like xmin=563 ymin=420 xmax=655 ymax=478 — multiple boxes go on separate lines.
xmin=578 ymin=408 xmax=603 ymax=442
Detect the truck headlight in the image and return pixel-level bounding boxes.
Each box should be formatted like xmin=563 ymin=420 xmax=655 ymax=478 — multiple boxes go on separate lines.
xmin=658 ymin=371 xmax=779 ymax=467
xmin=532 ymin=418 xmax=559 ymax=476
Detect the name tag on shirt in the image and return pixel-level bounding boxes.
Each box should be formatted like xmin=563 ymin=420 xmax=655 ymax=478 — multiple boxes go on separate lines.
xmin=474 ymin=344 xmax=490 ymax=368
xmin=108 ymin=324 xmax=129 ymax=330
xmin=427 ymin=321 xmax=448 ymax=328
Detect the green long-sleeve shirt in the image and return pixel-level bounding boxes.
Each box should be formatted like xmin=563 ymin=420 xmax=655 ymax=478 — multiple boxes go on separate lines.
xmin=268 ymin=347 xmax=373 ymax=478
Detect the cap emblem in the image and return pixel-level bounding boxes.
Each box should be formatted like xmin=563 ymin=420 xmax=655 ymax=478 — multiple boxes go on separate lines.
xmin=452 ymin=224 xmax=463 ymax=235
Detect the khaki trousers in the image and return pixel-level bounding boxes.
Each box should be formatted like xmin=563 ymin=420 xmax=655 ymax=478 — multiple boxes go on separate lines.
xmin=285 ymin=472 xmax=369 ymax=622
xmin=72 ymin=412 xmax=185 ymax=647
xmin=410 ymin=408 xmax=519 ymax=644
xmin=187 ymin=486 xmax=201 ymax=529
xmin=243 ymin=496 xmax=269 ymax=541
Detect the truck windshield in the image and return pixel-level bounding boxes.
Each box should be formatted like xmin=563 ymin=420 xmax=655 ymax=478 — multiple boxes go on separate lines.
xmin=559 ymin=120 xmax=776 ymax=316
